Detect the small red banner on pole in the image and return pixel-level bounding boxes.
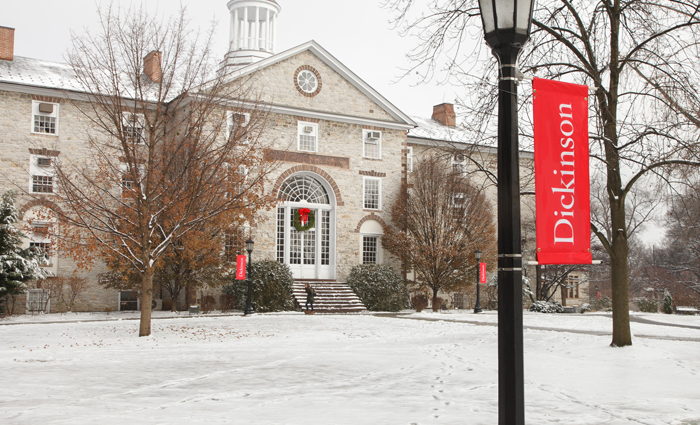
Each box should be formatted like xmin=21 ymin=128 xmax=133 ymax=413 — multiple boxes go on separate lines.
xmin=479 ymin=262 xmax=487 ymax=284
xmin=533 ymin=78 xmax=592 ymax=265
xmin=236 ymin=255 xmax=246 ymax=280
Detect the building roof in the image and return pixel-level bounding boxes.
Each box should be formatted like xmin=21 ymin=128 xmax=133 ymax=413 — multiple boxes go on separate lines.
xmin=221 ymin=40 xmax=417 ymax=129
xmin=0 ymin=56 xmax=83 ymax=93
xmin=407 ymin=115 xmax=533 ymax=156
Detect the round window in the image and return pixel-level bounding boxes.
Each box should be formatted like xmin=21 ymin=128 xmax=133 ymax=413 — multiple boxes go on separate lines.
xmin=297 ymin=70 xmax=317 ymax=93
xmin=294 ymin=66 xmax=322 ymax=97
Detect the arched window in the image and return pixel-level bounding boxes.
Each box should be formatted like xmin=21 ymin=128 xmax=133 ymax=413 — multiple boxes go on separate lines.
xmin=279 ymin=174 xmax=329 ymax=204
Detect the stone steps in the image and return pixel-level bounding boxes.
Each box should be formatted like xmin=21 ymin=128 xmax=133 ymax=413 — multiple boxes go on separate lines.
xmin=292 ymin=280 xmax=366 ymax=314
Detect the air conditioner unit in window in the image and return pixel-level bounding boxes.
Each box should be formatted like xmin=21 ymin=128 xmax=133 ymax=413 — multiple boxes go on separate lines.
xmin=38 ymin=103 xmax=54 ymax=114
xmin=37 ymin=157 xmax=51 ymax=167
xmin=367 ymin=131 xmax=381 ymax=140
xmin=303 ymin=126 xmax=314 ymax=134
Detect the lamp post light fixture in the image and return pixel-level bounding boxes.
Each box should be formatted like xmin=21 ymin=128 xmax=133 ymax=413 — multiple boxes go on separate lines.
xmin=474 ymin=250 xmax=483 ymax=313
xmin=477 ymin=1 xmax=535 ymax=424
xmin=244 ymin=238 xmax=255 ymax=316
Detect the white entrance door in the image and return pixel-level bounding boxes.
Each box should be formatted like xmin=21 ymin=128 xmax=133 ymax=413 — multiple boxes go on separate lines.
xmin=276 ymin=174 xmax=335 ymax=280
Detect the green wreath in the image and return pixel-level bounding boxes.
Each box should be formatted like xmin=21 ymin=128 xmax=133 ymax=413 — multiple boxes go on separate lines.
xmin=293 ymin=209 xmax=315 ymax=232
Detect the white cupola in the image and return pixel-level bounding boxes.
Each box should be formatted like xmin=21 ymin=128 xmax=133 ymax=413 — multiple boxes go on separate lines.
xmin=220 ymin=0 xmax=281 ymax=70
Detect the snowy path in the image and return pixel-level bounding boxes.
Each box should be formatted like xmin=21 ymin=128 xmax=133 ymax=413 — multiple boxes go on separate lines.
xmin=1 ymin=313 xmax=699 ymax=424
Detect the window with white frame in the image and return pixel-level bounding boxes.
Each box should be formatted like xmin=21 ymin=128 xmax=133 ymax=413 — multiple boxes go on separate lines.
xmin=27 ymin=288 xmax=50 ymax=313
xmin=29 ymin=154 xmax=54 ymax=194
xmin=363 ymin=177 xmax=381 ymax=210
xmin=30 ymin=221 xmax=52 ymax=264
xmin=297 ymin=121 xmax=318 ymax=152
xmin=362 ymin=236 xmax=379 ymax=264
xmin=31 ymin=101 xmax=59 ymax=135
xmin=407 ymin=146 xmax=413 ymax=172
xmin=224 ymin=232 xmax=238 ymax=263
xmin=359 ymin=219 xmax=383 ymax=265
xmin=363 ymin=130 xmax=382 ymax=159
xmin=30 ymin=242 xmax=52 ymax=262
xmin=452 ymin=153 xmax=467 ymax=177
xmin=451 ymin=193 xmax=466 ymax=220
xmin=120 ymin=163 xmax=142 ymax=196
xmin=236 ymin=164 xmax=249 ymax=195
xmin=122 ymin=112 xmax=145 ymax=144
xmin=227 ymin=111 xmax=250 ymax=143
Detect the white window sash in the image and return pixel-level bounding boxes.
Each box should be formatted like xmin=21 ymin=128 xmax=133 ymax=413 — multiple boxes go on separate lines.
xmin=31 ymin=101 xmax=59 ymax=136
xmin=297 ymin=121 xmax=318 ymax=152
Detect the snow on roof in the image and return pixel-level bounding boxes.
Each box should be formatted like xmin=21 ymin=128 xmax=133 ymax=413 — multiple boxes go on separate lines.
xmin=408 ymin=116 xmax=475 ymax=144
xmin=0 ymin=56 xmax=83 ymax=92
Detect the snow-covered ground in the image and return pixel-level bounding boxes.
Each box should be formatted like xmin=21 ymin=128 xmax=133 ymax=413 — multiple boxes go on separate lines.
xmin=1 ymin=310 xmax=699 ymax=425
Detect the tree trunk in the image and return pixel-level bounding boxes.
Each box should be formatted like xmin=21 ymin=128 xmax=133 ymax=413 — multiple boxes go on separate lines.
xmin=609 ymin=209 xmax=632 ymax=346
xmin=139 ymin=269 xmax=153 ymax=337
xmin=432 ymin=287 xmax=440 ymax=312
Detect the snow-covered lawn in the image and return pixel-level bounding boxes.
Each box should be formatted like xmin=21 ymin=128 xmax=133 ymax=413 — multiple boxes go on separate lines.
xmin=1 ymin=311 xmax=699 ymax=425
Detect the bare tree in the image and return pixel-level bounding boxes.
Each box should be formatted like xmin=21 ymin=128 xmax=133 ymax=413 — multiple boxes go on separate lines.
xmin=383 ymin=154 xmax=497 ymax=308
xmin=47 ymin=6 xmax=275 ymax=336
xmin=386 ymin=0 xmax=700 ymax=346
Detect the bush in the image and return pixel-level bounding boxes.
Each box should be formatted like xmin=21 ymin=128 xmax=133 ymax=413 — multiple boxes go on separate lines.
xmin=578 ymin=303 xmax=591 ymax=313
xmin=636 ymin=298 xmax=659 ymax=313
xmin=663 ymin=290 xmax=673 ymax=314
xmin=222 ymin=260 xmax=294 ymax=313
xmin=529 ymin=300 xmax=564 ymax=313
xmin=411 ymin=294 xmax=429 ymax=312
xmin=219 ymin=294 xmax=236 ymax=313
xmin=591 ymin=296 xmax=612 ymax=312
xmin=347 ymin=265 xmax=408 ymax=312
xmin=200 ymin=295 xmax=216 ymax=313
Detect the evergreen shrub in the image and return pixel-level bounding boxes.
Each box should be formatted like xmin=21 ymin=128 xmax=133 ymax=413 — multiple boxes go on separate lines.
xmin=578 ymin=303 xmax=592 ymax=313
xmin=636 ymin=298 xmax=659 ymax=313
xmin=529 ymin=300 xmax=564 ymax=313
xmin=347 ymin=264 xmax=408 ymax=312
xmin=222 ymin=260 xmax=294 ymax=312
xmin=663 ymin=290 xmax=673 ymax=314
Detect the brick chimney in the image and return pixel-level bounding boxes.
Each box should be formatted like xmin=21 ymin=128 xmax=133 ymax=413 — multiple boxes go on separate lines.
xmin=143 ymin=51 xmax=162 ymax=83
xmin=0 ymin=26 xmax=15 ymax=61
xmin=432 ymin=103 xmax=456 ymax=127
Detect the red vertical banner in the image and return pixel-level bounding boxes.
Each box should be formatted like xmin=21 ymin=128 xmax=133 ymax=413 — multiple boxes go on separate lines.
xmin=479 ymin=262 xmax=487 ymax=284
xmin=533 ymin=78 xmax=592 ymax=265
xmin=236 ymin=255 xmax=247 ymax=280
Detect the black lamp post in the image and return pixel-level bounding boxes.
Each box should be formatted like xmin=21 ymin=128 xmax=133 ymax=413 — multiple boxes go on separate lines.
xmin=474 ymin=250 xmax=483 ymax=313
xmin=244 ymin=238 xmax=255 ymax=316
xmin=477 ymin=1 xmax=534 ymax=424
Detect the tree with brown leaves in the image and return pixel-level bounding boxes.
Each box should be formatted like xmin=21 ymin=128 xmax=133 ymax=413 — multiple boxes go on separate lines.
xmin=49 ymin=5 xmax=276 ymax=336
xmin=383 ymin=154 xmax=496 ymax=309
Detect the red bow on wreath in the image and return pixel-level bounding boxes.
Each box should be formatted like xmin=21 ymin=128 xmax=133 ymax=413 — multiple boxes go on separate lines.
xmin=299 ymin=208 xmax=311 ymax=226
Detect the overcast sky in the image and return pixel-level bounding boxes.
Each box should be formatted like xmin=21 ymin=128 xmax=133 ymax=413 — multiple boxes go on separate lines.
xmin=2 ymin=0 xmax=473 ymax=118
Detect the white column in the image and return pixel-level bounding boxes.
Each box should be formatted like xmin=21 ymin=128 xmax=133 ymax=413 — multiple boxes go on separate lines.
xmin=232 ymin=8 xmax=239 ymax=50
xmin=243 ymin=6 xmax=249 ymax=50
xmin=271 ymin=12 xmax=276 ymax=53
xmin=265 ymin=9 xmax=271 ymax=51
xmin=254 ymin=7 xmax=260 ymax=50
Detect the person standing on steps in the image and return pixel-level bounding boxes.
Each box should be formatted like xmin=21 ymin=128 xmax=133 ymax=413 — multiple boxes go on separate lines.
xmin=305 ymin=283 xmax=316 ymax=314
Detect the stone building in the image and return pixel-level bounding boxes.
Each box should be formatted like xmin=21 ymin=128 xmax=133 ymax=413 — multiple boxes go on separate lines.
xmin=0 ymin=0 xmax=535 ymax=314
